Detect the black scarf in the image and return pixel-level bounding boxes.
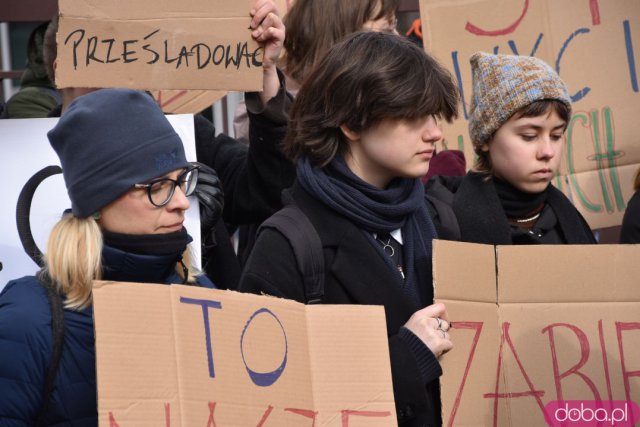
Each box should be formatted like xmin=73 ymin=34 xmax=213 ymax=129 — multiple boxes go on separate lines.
xmin=102 ymin=227 xmax=190 ymax=256
xmin=297 ymin=156 xmax=437 ymax=307
xmin=493 ymin=177 xmax=548 ymax=218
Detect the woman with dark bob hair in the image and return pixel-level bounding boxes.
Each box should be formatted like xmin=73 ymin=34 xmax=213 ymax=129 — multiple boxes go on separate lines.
xmin=239 ymin=31 xmax=459 ymax=426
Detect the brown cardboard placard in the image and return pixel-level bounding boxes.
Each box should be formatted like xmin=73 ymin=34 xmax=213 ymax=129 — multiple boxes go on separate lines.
xmin=56 ymin=0 xmax=262 ymax=91
xmin=433 ymin=240 xmax=640 ymax=426
xmin=92 ymin=282 xmax=397 ymax=426
xmin=147 ymin=0 xmax=291 ymax=114
xmin=151 ymin=89 xmax=226 ymax=114
xmin=420 ymin=0 xmax=640 ymax=228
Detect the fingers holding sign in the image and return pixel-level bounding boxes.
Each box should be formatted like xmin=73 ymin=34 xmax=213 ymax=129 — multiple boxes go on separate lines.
xmin=248 ymin=0 xmax=284 ymax=102
xmin=250 ymin=0 xmax=284 ymax=70
xmin=403 ymin=302 xmax=454 ymax=358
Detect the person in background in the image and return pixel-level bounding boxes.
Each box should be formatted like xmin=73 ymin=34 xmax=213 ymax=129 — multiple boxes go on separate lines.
xmin=426 ymin=52 xmax=596 ymax=245
xmin=2 ymin=21 xmax=60 ymax=118
xmin=41 ymin=0 xmax=296 ymax=288
xmin=619 ymin=167 xmax=640 ymax=243
xmin=421 ymin=149 xmax=466 ymax=184
xmin=239 ymin=32 xmax=458 ymax=426
xmin=0 ymin=88 xmax=213 ymax=424
xmin=233 ymin=0 xmax=399 ymax=143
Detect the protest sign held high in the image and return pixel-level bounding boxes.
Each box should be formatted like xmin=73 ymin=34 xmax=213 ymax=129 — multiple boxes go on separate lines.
xmin=56 ymin=0 xmax=263 ymax=91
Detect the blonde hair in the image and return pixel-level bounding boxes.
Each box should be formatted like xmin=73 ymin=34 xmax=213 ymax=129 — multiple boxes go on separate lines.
xmin=44 ymin=213 xmax=200 ymax=310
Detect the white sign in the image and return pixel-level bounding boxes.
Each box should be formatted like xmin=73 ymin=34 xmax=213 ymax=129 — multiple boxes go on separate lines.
xmin=0 ymin=115 xmax=201 ymax=290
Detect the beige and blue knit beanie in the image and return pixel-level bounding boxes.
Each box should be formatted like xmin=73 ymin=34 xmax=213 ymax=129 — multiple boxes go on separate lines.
xmin=468 ymin=52 xmax=571 ymax=151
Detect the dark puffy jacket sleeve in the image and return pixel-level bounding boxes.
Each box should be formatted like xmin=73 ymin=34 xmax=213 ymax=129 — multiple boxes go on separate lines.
xmin=194 ymin=75 xmax=295 ymax=227
xmin=0 ymin=279 xmax=50 ymax=424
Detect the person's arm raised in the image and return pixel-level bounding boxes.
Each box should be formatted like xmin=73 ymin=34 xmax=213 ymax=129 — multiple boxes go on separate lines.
xmin=249 ymin=0 xmax=284 ymax=105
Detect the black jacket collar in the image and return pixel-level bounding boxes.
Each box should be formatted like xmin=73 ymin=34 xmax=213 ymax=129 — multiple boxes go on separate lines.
xmin=101 ymin=244 xmax=183 ymax=284
xmin=290 ymin=181 xmax=422 ymax=334
xmin=427 ymin=172 xmax=596 ymax=244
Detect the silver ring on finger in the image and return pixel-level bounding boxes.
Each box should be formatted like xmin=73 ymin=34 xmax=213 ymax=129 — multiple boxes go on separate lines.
xmin=436 ymin=317 xmax=443 ymax=330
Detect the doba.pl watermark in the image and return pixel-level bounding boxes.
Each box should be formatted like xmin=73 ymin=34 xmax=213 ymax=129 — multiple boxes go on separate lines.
xmin=545 ymin=400 xmax=640 ymax=426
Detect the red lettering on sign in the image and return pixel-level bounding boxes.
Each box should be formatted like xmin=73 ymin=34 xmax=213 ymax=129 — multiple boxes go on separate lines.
xmin=341 ymin=410 xmax=392 ymax=426
xmin=598 ymin=319 xmax=614 ymax=401
xmin=616 ymin=322 xmax=640 ymax=403
xmin=109 ymin=413 xmax=120 ymax=427
xmin=543 ymin=323 xmax=601 ymax=401
xmin=446 ymin=321 xmax=484 ymax=427
xmin=484 ymin=322 xmax=545 ymax=427
xmin=206 ymin=402 xmax=217 ymax=427
xmin=589 ymin=0 xmax=601 ymax=25
xmin=157 ymin=90 xmax=188 ymax=109
xmin=256 ymin=405 xmax=275 ymax=427
xmin=465 ymin=0 xmax=529 ymax=36
xmin=284 ymin=408 xmax=318 ymax=426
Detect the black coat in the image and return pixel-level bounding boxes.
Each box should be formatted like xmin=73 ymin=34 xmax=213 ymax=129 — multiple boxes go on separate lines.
xmin=194 ymin=107 xmax=295 ymax=289
xmin=239 ymin=182 xmax=443 ymax=427
xmin=426 ymin=172 xmax=596 ymax=244
xmin=620 ymin=190 xmax=640 ymax=243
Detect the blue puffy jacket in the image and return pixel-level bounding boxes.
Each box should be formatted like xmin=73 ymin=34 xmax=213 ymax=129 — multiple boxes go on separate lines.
xmin=0 ymin=244 xmax=214 ymax=426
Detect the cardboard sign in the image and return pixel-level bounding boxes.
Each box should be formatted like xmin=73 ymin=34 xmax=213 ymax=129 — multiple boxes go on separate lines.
xmin=433 ymin=240 xmax=640 ymax=426
xmin=56 ymin=0 xmax=262 ymax=91
xmin=92 ymin=282 xmax=397 ymax=426
xmin=0 ymin=116 xmax=201 ymax=292
xmin=148 ymin=0 xmax=292 ymax=114
xmin=152 ymin=90 xmax=226 ymax=114
xmin=420 ymin=0 xmax=640 ymax=229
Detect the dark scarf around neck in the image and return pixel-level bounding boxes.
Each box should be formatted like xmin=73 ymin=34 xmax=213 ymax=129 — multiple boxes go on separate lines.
xmin=297 ymin=156 xmax=437 ymax=307
xmin=101 ymin=227 xmax=191 ymax=284
xmin=493 ymin=177 xmax=548 ymax=218
xmin=102 ymin=227 xmax=190 ymax=256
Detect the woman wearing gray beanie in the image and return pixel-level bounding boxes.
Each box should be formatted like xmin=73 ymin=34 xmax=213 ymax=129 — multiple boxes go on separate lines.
xmin=426 ymin=52 xmax=596 ymax=245
xmin=0 ymin=1 xmax=285 ymax=421
xmin=0 ymin=87 xmax=213 ymax=424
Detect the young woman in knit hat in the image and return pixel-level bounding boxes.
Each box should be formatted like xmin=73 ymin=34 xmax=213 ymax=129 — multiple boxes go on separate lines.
xmin=426 ymin=52 xmax=596 ymax=244
xmin=239 ymin=32 xmax=458 ymax=426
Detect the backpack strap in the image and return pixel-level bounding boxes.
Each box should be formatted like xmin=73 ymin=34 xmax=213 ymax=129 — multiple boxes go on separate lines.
xmin=425 ymin=193 xmax=461 ymax=241
xmin=258 ymin=205 xmax=325 ymax=304
xmin=35 ymin=272 xmax=65 ymax=426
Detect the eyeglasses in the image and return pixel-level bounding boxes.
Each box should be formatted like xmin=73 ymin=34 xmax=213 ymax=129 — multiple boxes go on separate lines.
xmin=134 ymin=166 xmax=199 ymax=207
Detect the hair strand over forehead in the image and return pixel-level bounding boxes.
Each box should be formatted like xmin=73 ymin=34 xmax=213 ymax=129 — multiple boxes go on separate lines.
xmin=284 ymin=31 xmax=459 ymax=167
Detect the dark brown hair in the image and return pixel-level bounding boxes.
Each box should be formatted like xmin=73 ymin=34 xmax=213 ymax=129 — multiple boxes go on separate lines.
xmin=284 ymin=31 xmax=459 ymax=167
xmin=283 ymin=0 xmax=398 ymax=84
xmin=474 ymin=99 xmax=572 ymax=174
xmin=43 ymin=15 xmax=59 ymax=84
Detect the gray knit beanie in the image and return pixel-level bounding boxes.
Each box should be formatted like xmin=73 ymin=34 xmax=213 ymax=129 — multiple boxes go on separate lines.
xmin=48 ymin=88 xmax=190 ymax=218
xmin=468 ymin=52 xmax=571 ymax=152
